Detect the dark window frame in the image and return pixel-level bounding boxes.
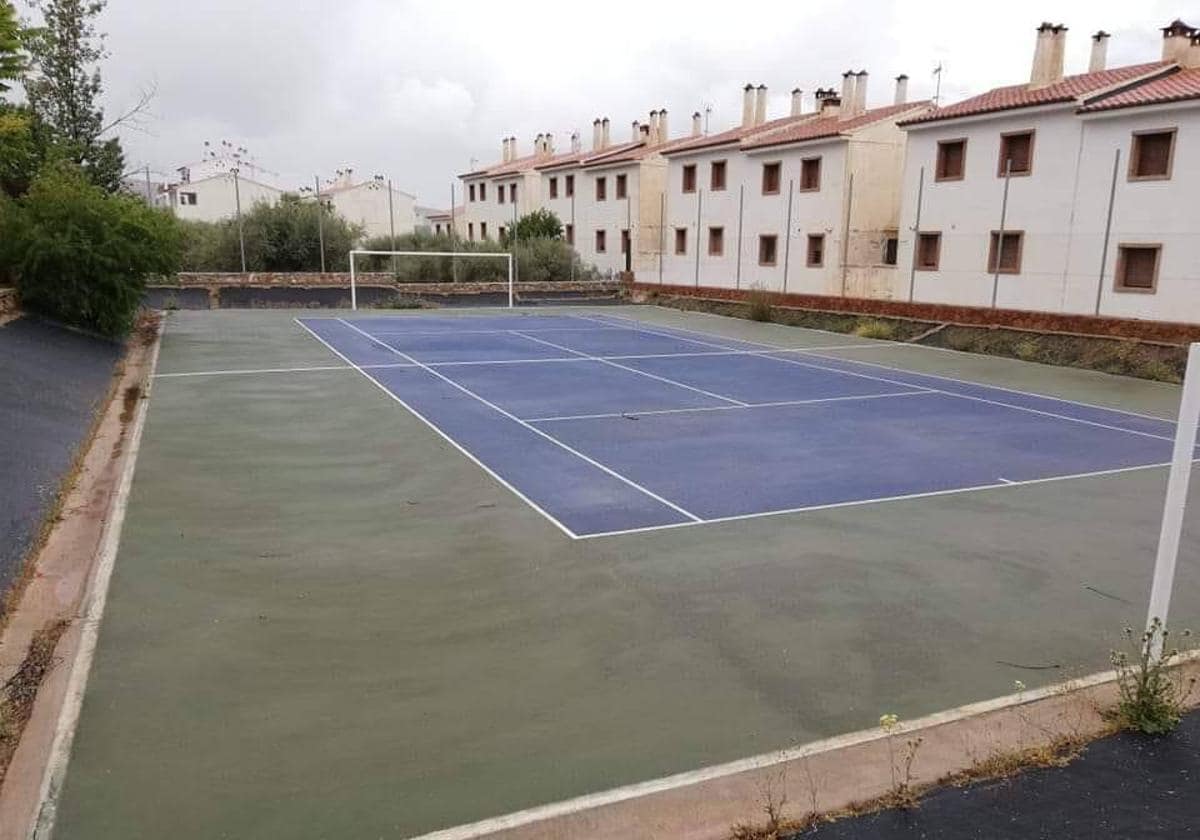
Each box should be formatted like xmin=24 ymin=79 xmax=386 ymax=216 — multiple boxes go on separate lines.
xmin=710 ymin=160 xmax=727 ymax=191
xmin=915 ymin=232 xmax=941 ymax=270
xmin=674 ymin=227 xmax=687 ymax=255
xmin=998 ymin=130 xmax=1035 ymax=177
xmin=682 ymin=164 xmax=697 ymax=194
xmin=758 ymin=234 xmax=778 ymax=266
xmin=708 ymin=226 xmax=724 ymax=256
xmin=935 ymin=138 xmax=967 ymax=182
xmin=806 ymin=233 xmax=825 ymax=267
xmin=1114 ymin=243 xmax=1162 ymax=293
xmin=987 ymin=230 xmax=1025 ymax=274
xmin=799 ymin=157 xmax=822 ymax=192
xmin=761 ymin=161 xmax=782 ymax=195
xmin=1128 ymin=129 xmax=1176 ymax=181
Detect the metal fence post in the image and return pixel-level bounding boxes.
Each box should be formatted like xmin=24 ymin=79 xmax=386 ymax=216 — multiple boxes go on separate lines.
xmin=991 ymin=160 xmax=1012 ymax=308
xmin=1095 ymin=148 xmax=1121 ymax=316
xmin=782 ymin=179 xmax=795 ymax=293
xmin=735 ymin=185 xmax=744 ymax=290
xmin=908 ymin=166 xmax=924 ymax=302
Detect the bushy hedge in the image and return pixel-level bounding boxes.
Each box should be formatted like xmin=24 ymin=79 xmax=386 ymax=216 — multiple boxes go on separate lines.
xmin=356 ymin=230 xmax=600 ymax=284
xmin=0 ymin=164 xmax=180 ymax=336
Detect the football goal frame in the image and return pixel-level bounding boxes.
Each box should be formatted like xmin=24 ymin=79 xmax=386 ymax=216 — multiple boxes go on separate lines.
xmin=348 ymin=250 xmax=514 ymax=310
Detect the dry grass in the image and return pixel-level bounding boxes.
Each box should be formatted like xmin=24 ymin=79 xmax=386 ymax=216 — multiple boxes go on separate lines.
xmin=853 ymin=319 xmax=897 ymax=340
xmin=0 ymin=619 xmax=70 ymax=786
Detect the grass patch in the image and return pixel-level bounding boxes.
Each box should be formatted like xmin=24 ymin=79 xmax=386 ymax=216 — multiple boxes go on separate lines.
xmin=853 ymin=319 xmax=896 ymax=340
xmin=1108 ymin=619 xmax=1196 ymax=735
xmin=746 ymin=288 xmax=775 ymax=322
xmin=372 ymin=294 xmax=436 ymax=310
xmin=0 ymin=619 xmax=70 ymax=786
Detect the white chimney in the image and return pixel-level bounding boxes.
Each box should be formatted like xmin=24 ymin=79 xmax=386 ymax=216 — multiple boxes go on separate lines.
xmin=893 ymin=74 xmax=909 ymax=105
xmin=592 ymin=118 xmax=602 ymax=151
xmin=501 ymin=138 xmax=509 ymax=163
xmin=741 ymin=83 xmax=755 ymax=127
xmin=545 ymin=133 xmax=555 ymax=156
xmin=853 ymin=70 xmax=868 ymax=115
xmin=1161 ymin=19 xmax=1196 ymax=64
xmin=1089 ymin=31 xmax=1110 ymax=72
xmin=840 ymin=71 xmax=856 ymax=114
xmin=658 ymin=108 xmax=669 ymax=143
xmin=692 ymin=111 xmax=702 ymax=136
xmin=631 ymin=120 xmax=641 ymax=142
xmin=601 ymin=117 xmax=610 ymax=148
xmin=816 ymin=88 xmax=841 ymax=117
xmin=534 ymin=133 xmax=544 ymax=156
xmin=1189 ymin=32 xmax=1200 ymax=69
xmin=1030 ymin=22 xmax=1068 ymax=88
xmin=790 ymin=88 xmax=803 ymax=116
xmin=509 ymin=137 xmax=518 ymax=161
xmin=571 ymin=131 xmax=581 ymax=153
xmin=648 ymin=109 xmax=659 ymax=145
xmin=754 ymin=85 xmax=767 ymax=125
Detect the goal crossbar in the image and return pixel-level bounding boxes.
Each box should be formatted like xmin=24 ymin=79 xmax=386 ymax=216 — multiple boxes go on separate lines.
xmin=348 ymin=249 xmax=514 ymax=310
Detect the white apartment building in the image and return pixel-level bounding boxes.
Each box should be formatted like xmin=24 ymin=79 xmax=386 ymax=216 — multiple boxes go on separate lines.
xmin=163 ymin=171 xmax=283 ymax=223
xmin=661 ymin=79 xmax=928 ymax=295
xmin=320 ymin=172 xmax=418 ymax=241
xmin=897 ymin=20 xmax=1200 ymax=322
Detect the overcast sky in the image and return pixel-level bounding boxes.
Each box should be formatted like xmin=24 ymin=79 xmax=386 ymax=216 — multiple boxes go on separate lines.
xmin=85 ymin=0 xmax=1181 ymax=208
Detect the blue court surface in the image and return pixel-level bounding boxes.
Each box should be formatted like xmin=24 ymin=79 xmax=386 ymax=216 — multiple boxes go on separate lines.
xmin=297 ymin=312 xmax=1185 ymax=538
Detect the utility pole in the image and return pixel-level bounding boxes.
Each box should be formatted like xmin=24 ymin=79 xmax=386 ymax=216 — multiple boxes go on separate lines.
xmin=387 ymin=178 xmax=397 ymax=276
xmin=314 ymin=175 xmax=327 ymax=273
xmin=144 ymin=165 xmax=152 ymax=203
xmin=232 ymin=168 xmax=247 ymax=272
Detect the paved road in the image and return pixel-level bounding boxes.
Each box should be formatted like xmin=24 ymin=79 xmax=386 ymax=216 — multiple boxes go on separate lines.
xmin=0 ymin=317 xmax=120 ymax=609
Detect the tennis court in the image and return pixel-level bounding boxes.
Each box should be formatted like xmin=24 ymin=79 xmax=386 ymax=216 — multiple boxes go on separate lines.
xmin=297 ymin=312 xmax=1183 ymax=539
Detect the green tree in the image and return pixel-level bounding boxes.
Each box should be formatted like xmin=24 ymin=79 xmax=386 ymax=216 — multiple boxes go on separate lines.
xmin=507 ymin=208 xmax=563 ymax=244
xmin=23 ymin=0 xmax=124 ymax=192
xmin=0 ymin=1 xmax=25 ymax=93
xmin=0 ymin=163 xmax=180 ymax=335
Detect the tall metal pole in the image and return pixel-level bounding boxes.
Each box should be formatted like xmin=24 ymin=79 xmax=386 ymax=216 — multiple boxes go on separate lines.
xmin=387 ymin=178 xmax=397 ymax=276
xmin=991 ymin=160 xmax=1012 ymax=308
xmin=626 ymin=194 xmax=632 ymax=274
xmin=571 ymin=188 xmax=577 ymax=283
xmin=314 ymin=175 xmax=327 ymax=273
xmin=658 ymin=193 xmax=664 ymax=285
xmin=840 ymin=173 xmax=854 ymax=296
xmin=693 ymin=188 xmax=703 ymax=287
xmin=735 ymin=185 xmax=744 ymax=289
xmin=1095 ymin=149 xmax=1122 ymax=317
xmin=1146 ymin=342 xmax=1200 ymax=656
xmin=908 ymin=166 xmax=925 ymax=302
xmin=782 ymin=179 xmax=795 ymax=293
xmin=144 ymin=165 xmax=152 ymax=203
xmin=450 ymin=182 xmax=459 ymax=284
xmin=232 ymin=168 xmax=246 ymax=272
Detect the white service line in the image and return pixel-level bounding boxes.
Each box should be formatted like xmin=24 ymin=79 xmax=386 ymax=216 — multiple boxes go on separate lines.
xmin=364 ymin=325 xmax=624 ymax=337
xmin=335 ymin=319 xmax=703 ymax=524
xmin=294 ymin=319 xmax=580 ymax=540
xmin=510 ymin=330 xmax=749 ymax=407
xmin=527 ymin=389 xmax=933 ymax=423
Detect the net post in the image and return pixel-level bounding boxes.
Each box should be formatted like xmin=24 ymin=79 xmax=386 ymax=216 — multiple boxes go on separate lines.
xmin=350 ymin=251 xmax=358 ymax=311
xmin=1146 ymin=342 xmax=1200 ymax=656
xmin=508 ymin=253 xmax=514 ymax=309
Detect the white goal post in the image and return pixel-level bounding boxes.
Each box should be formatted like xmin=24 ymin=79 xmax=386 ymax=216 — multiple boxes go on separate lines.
xmin=348 ymin=250 xmax=514 ymax=311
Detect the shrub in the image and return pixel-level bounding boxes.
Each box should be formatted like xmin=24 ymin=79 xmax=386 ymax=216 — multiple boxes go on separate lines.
xmin=1109 ymin=618 xmax=1196 ymax=735
xmin=354 ymin=231 xmax=597 ymax=284
xmin=854 ymin=319 xmax=896 ymax=340
xmin=507 ymin=208 xmax=563 ymax=244
xmin=1 ymin=164 xmax=180 ymax=336
xmin=746 ymin=287 xmax=774 ymax=322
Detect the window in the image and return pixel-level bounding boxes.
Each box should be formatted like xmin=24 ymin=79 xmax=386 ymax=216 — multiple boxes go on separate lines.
xmin=708 ymin=226 xmax=724 ymax=256
xmin=759 ymin=235 xmax=778 ymax=266
xmin=800 ymin=157 xmax=821 ymax=191
xmin=621 ymin=228 xmax=630 ymax=254
xmin=936 ymin=139 xmax=966 ymax=181
xmin=498 ymin=225 xmax=507 ymax=241
xmin=987 ymin=231 xmax=1024 ymax=274
xmin=1115 ymin=244 xmax=1161 ymax=292
xmin=674 ymin=227 xmax=687 ymax=255
xmin=179 ymin=192 xmax=197 ymax=206
xmin=468 ymin=222 xmax=474 ymax=241
xmin=510 ymin=183 xmax=518 ymax=203
xmin=710 ymin=161 xmax=726 ymax=191
xmin=479 ymin=183 xmax=487 ymax=201
xmin=883 ymin=236 xmax=899 ymax=266
xmin=616 ymin=174 xmax=628 ymax=199
xmin=480 ymin=222 xmax=488 ymax=239
xmin=806 ymin=234 xmax=825 ymax=267
xmin=549 ymin=177 xmax=558 ymax=199
xmin=565 ymin=174 xmax=575 ymax=197
xmin=498 ymin=184 xmax=505 ymax=204
xmin=762 ymin=162 xmax=781 ymax=195
xmin=1129 ymin=130 xmax=1175 ymax=180
xmin=596 ymin=176 xmax=607 ymax=201
xmin=469 ymin=184 xmax=476 ymax=202
xmin=565 ymin=224 xmax=574 ymax=246
xmin=682 ymin=164 xmax=697 ymax=193
xmin=998 ymin=131 xmax=1034 ymax=176
xmin=595 ymin=229 xmax=606 ymax=252
xmin=916 ymin=232 xmax=941 ymax=270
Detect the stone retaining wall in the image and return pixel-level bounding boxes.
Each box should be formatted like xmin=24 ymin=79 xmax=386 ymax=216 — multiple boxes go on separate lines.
xmin=165 ymin=273 xmax=619 ymax=295
xmin=0 ymin=287 xmax=16 ymax=317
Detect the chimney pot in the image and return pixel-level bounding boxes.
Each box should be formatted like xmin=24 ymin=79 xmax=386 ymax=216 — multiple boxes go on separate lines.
xmin=790 ymin=88 xmax=804 ymax=116
xmin=658 ymin=108 xmax=669 ymax=143
xmin=601 ymin=117 xmax=611 ymax=148
xmin=692 ymin=111 xmax=702 ymax=136
xmin=1089 ymin=30 xmax=1110 ymax=73
xmin=754 ymin=85 xmax=767 ymax=126
xmin=592 ymin=119 xmax=602 ymax=151
xmin=852 ymin=70 xmax=868 ymax=116
xmin=631 ymin=120 xmax=641 ymax=142
xmin=893 ymin=74 xmax=909 ymax=105
xmin=742 ymin=83 xmax=756 ymax=127
xmin=840 ymin=71 xmax=856 ymax=114
xmin=1030 ymin=22 xmax=1068 ymax=87
xmin=1161 ymin=19 xmax=1197 ymax=64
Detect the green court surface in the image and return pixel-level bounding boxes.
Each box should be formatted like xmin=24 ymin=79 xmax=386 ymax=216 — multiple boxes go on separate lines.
xmin=55 ymin=306 xmax=1200 ymax=838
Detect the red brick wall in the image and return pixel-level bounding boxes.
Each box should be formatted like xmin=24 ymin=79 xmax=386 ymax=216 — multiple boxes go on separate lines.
xmin=629 ymin=281 xmax=1200 ymax=345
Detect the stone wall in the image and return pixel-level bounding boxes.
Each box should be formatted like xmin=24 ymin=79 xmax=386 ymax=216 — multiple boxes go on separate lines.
xmin=0 ymin=288 xmax=16 ymax=318
xmin=165 ymin=273 xmax=619 ymax=295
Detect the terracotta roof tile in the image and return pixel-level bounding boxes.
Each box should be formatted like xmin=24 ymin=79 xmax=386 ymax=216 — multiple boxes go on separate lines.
xmin=661 ymin=113 xmax=815 ymax=156
xmin=899 ymin=62 xmax=1170 ymax=126
xmin=1079 ymin=66 xmax=1200 ymax=113
xmin=742 ymin=101 xmax=932 ymax=150
xmin=536 ymin=142 xmax=642 ymax=171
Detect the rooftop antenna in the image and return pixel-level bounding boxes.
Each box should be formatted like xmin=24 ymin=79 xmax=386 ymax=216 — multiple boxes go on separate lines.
xmin=933 ymin=63 xmax=944 ymax=105
xmin=703 ymin=103 xmax=713 ymax=135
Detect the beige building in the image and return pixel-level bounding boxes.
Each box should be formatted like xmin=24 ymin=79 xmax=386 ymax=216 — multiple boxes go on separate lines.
xmin=318 ymin=171 xmax=418 ymax=241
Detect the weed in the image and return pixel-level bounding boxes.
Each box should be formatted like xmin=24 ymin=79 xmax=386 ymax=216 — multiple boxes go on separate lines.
xmin=0 ymin=619 xmax=70 ymax=785
xmin=1108 ymin=618 xmax=1196 ymax=735
xmin=879 ymin=714 xmax=923 ymax=808
xmin=1014 ymin=338 xmax=1040 ymax=361
xmin=373 ymin=294 xmax=432 ymax=310
xmin=746 ymin=287 xmax=774 ymax=322
xmin=853 ymin=319 xmax=895 ymax=340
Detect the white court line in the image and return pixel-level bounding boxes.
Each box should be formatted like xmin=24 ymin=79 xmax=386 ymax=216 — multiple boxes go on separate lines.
xmin=294 ymin=319 xmax=581 ymax=540
xmin=997 ymin=477 xmax=1016 ymax=484
xmin=510 ymin=330 xmax=749 ymax=407
xmin=336 ymin=319 xmax=703 ymax=524
xmin=527 ymin=389 xmax=933 ymax=423
xmin=364 ymin=325 xmax=624 ymax=337
xmin=588 ymin=311 xmax=1178 ymax=425
xmin=576 ymin=313 xmax=1179 ymax=444
xmin=576 ymin=458 xmax=1197 ymax=540
xmin=153 ymin=362 xmax=414 ymax=378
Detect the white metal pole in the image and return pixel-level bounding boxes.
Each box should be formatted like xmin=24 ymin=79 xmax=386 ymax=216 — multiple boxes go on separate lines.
xmin=350 ymin=252 xmax=357 ymax=311
xmin=1146 ymin=342 xmax=1200 ymax=653
xmin=507 ymin=254 xmax=514 ymax=309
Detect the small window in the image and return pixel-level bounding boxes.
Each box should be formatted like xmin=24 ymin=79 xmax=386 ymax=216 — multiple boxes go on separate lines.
xmin=565 ymin=224 xmax=574 ymax=246
xmin=1129 ymin=130 xmax=1175 ymax=180
xmin=800 ymin=157 xmax=821 ymax=191
xmin=883 ymin=236 xmax=899 ymax=266
xmin=595 ymin=229 xmax=606 ymax=252
xmin=510 ymin=183 xmax=518 ymax=203
xmin=480 ymin=222 xmax=488 ymax=240
xmin=998 ymin=131 xmax=1034 ymax=176
xmin=710 ymin=161 xmax=727 ymax=191
xmin=468 ymin=222 xmax=475 ymax=241
xmin=565 ymin=174 xmax=575 ymax=197
xmin=936 ymin=139 xmax=966 ymax=181
xmin=1115 ymin=245 xmax=1161 ymax=292
xmin=806 ymin=234 xmax=824 ymax=267
xmin=682 ymin=164 xmax=697 ymax=193
xmin=758 ymin=235 xmax=778 ymax=266
xmin=469 ymin=184 xmax=476 ymax=202
xmin=179 ymin=192 xmax=198 ymax=205
xmin=479 ymin=183 xmax=487 ymax=201
xmin=549 ymin=177 xmax=558 ymax=199
xmin=498 ymin=225 xmax=507 ymax=240
xmin=916 ymin=232 xmax=941 ymax=270
xmin=621 ymin=229 xmax=630 ymax=254
xmin=616 ymin=174 xmax=627 ymax=199
xmin=987 ymin=231 xmax=1024 ymax=274
xmin=498 ymin=185 xmax=505 ymax=204
xmin=708 ymin=226 xmax=724 ymax=256
xmin=596 ymin=176 xmax=607 ymax=201
xmin=762 ymin=162 xmax=781 ymax=195
xmin=674 ymin=227 xmax=687 ymax=255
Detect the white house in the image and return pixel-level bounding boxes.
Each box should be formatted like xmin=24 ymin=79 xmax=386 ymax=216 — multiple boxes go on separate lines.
xmin=319 ymin=172 xmax=418 ymax=241
xmin=896 ymin=20 xmax=1200 ymax=322
xmin=163 ymin=170 xmax=283 ymax=223
xmin=660 ymin=79 xmax=928 ymax=295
